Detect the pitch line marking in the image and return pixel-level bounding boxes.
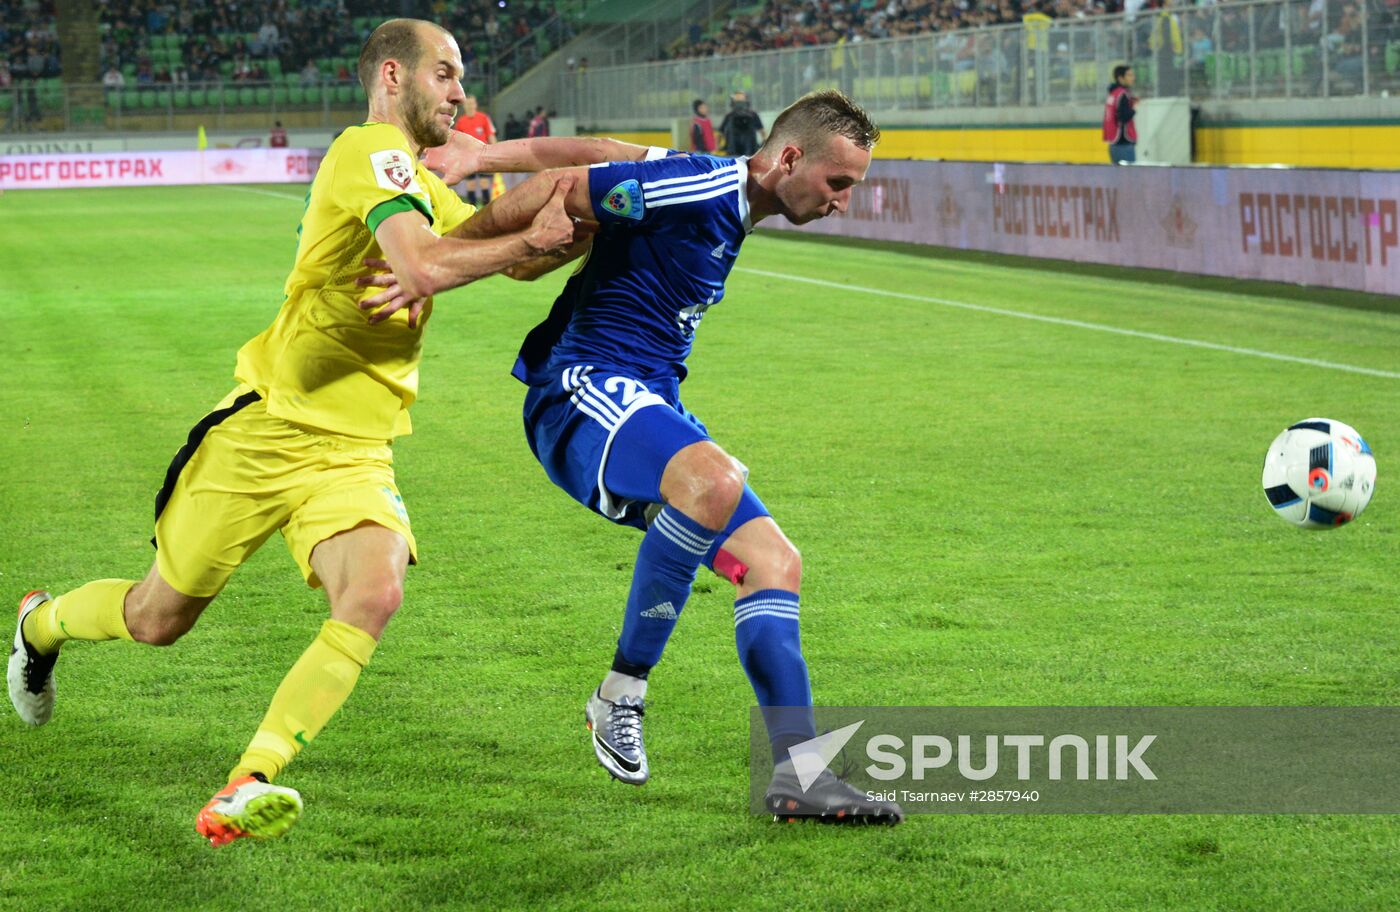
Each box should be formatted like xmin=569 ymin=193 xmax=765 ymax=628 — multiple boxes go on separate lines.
xmin=220 ymin=184 xmax=306 ymax=201
xmin=737 ymin=267 xmax=1400 ymax=380
xmin=209 ymin=189 xmax=1399 ymax=380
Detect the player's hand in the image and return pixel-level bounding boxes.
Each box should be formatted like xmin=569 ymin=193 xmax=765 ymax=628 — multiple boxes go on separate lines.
xmin=524 ymin=176 xmax=578 ymax=257
xmin=356 ymin=257 xmax=429 ymax=328
xmin=422 ymin=132 xmax=486 ymax=184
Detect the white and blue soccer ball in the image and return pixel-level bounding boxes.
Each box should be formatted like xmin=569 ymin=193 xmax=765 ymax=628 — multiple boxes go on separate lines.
xmin=1262 ymin=418 xmax=1376 ymax=528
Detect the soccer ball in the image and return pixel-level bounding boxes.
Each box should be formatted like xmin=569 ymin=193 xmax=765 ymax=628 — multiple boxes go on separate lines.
xmin=1261 ymin=418 xmax=1376 ymax=528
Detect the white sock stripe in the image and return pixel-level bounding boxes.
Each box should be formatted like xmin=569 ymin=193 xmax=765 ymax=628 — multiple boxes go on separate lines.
xmin=656 ymin=529 xmax=709 ymax=556
xmin=640 ymin=164 xmax=740 ymax=190
xmin=735 ymin=598 xmax=801 ymax=613
xmin=655 ymin=509 xmax=715 ymax=548
xmin=653 ymin=515 xmax=711 ymax=555
xmin=734 ymin=608 xmax=801 ymax=624
xmin=654 ymin=511 xmax=716 ymax=551
xmin=734 ymin=600 xmax=801 ymax=617
xmin=734 ymin=608 xmax=801 ymax=627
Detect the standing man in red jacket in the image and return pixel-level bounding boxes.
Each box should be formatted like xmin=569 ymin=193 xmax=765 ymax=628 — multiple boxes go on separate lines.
xmin=1103 ymin=65 xmax=1137 ymax=164
xmin=689 ymin=99 xmax=715 ymax=153
xmin=453 ymin=93 xmax=497 ymax=205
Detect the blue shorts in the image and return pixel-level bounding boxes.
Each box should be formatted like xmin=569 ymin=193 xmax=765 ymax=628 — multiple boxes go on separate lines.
xmin=522 ymin=364 xmax=769 ymax=549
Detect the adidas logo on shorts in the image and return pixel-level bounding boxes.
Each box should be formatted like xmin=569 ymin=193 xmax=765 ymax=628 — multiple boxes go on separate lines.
xmin=640 ymin=601 xmax=678 ymax=620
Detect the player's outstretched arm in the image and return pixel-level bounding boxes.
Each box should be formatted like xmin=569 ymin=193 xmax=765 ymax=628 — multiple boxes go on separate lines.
xmin=452 ymin=167 xmax=594 ymax=241
xmin=357 ymin=176 xmax=578 ymax=325
xmin=423 ymin=132 xmax=651 ymax=184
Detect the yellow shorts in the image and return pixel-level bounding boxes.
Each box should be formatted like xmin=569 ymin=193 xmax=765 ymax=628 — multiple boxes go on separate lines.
xmin=153 ymin=385 xmax=417 ymax=597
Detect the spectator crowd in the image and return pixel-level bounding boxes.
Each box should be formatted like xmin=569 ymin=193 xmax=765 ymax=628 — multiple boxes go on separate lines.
xmin=1 ymin=0 xmax=572 ymax=86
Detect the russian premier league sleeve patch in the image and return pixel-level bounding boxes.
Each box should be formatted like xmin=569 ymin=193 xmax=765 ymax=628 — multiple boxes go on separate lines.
xmin=602 ymin=179 xmax=644 ymax=220
xmin=370 ymin=148 xmax=423 ymax=195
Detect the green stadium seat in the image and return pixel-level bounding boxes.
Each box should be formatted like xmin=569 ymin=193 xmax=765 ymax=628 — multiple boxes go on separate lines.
xmin=122 ymin=89 xmax=139 ymax=109
xmin=1293 ymin=47 xmax=1315 ymax=78
xmin=1258 ymin=51 xmax=1276 ymax=80
xmin=255 ymin=87 xmax=270 ymax=105
xmin=189 ymin=89 xmax=206 ymax=106
xmin=282 ymin=72 xmax=300 ymax=86
xmin=274 ymin=86 xmax=290 ymax=105
xmin=267 ymin=59 xmax=283 ymax=78
xmin=222 ymin=87 xmax=239 ymax=106
xmin=305 ymin=86 xmax=321 ymax=104
xmin=335 ymin=84 xmax=353 ymax=104
xmin=239 ymin=87 xmax=256 ymax=105
xmin=122 ymin=63 xmax=136 ymax=79
xmin=1386 ymin=41 xmax=1399 ymax=75
xmin=0 ymin=92 xmax=14 ymax=113
xmin=289 ymin=86 xmax=306 ymax=104
xmin=1203 ymin=53 xmax=1220 ymax=83
xmin=139 ymin=90 xmax=157 ymax=109
xmin=173 ymin=90 xmax=190 ymax=108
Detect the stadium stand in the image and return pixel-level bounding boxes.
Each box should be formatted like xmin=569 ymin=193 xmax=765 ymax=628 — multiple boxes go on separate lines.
xmin=0 ymin=0 xmax=583 ymax=129
xmin=662 ymin=0 xmax=1400 ymax=73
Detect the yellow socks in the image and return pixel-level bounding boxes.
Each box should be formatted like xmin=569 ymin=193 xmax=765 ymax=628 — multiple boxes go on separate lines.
xmin=22 ymin=580 xmax=135 ymax=655
xmin=230 ymin=619 xmax=378 ymax=783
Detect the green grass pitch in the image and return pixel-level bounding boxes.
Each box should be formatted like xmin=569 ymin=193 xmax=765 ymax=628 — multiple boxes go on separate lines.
xmin=2 ymin=184 xmax=1398 ymax=911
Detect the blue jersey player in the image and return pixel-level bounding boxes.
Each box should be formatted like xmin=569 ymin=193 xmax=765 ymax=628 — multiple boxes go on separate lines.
xmin=363 ymin=91 xmax=903 ymax=824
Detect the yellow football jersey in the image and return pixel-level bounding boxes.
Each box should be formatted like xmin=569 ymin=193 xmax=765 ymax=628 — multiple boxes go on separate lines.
xmin=235 ymin=121 xmax=475 ymax=440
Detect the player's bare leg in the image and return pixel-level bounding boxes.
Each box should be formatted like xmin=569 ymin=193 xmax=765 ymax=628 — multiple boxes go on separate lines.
xmin=10 ymin=563 xmax=212 ymax=726
xmin=196 ymin=523 xmax=406 ymax=846
xmin=123 ymin=563 xmax=217 ymax=645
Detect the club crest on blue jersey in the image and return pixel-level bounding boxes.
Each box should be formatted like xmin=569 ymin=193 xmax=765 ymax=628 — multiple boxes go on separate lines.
xmin=603 ymin=179 xmax=644 ymax=220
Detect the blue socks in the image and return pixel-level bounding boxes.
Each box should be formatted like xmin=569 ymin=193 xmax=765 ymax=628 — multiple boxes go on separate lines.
xmin=611 ymin=510 xmax=817 ymax=766
xmin=611 ymin=506 xmax=719 ymax=678
xmin=734 ymin=589 xmax=816 ymax=762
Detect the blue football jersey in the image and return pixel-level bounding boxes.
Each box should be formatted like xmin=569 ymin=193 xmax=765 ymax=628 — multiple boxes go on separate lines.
xmin=512 ymin=153 xmax=753 ymax=386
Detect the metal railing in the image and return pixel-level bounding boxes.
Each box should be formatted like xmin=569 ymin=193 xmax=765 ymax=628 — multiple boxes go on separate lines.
xmin=561 ymin=0 xmax=1400 ymax=120
xmin=481 ymin=12 xmax=580 ymax=99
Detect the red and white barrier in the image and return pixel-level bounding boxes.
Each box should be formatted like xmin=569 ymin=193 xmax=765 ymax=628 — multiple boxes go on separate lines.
xmin=0 ymin=147 xmax=326 ymax=189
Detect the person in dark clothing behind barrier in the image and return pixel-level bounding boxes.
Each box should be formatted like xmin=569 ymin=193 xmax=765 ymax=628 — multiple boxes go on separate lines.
xmin=718 ymin=92 xmax=764 ymax=157
xmin=689 ymin=99 xmax=716 ymax=153
xmin=1103 ymin=65 xmax=1137 ymax=164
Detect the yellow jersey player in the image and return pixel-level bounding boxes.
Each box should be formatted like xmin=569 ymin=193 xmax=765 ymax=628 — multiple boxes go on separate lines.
xmin=7 ymin=18 xmax=579 ymax=846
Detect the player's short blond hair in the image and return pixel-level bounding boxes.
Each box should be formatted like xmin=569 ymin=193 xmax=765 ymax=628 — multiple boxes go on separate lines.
xmin=763 ymin=90 xmax=881 ymax=157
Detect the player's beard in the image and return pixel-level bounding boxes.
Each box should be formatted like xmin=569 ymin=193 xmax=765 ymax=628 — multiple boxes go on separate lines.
xmin=402 ymin=81 xmax=450 ymax=150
